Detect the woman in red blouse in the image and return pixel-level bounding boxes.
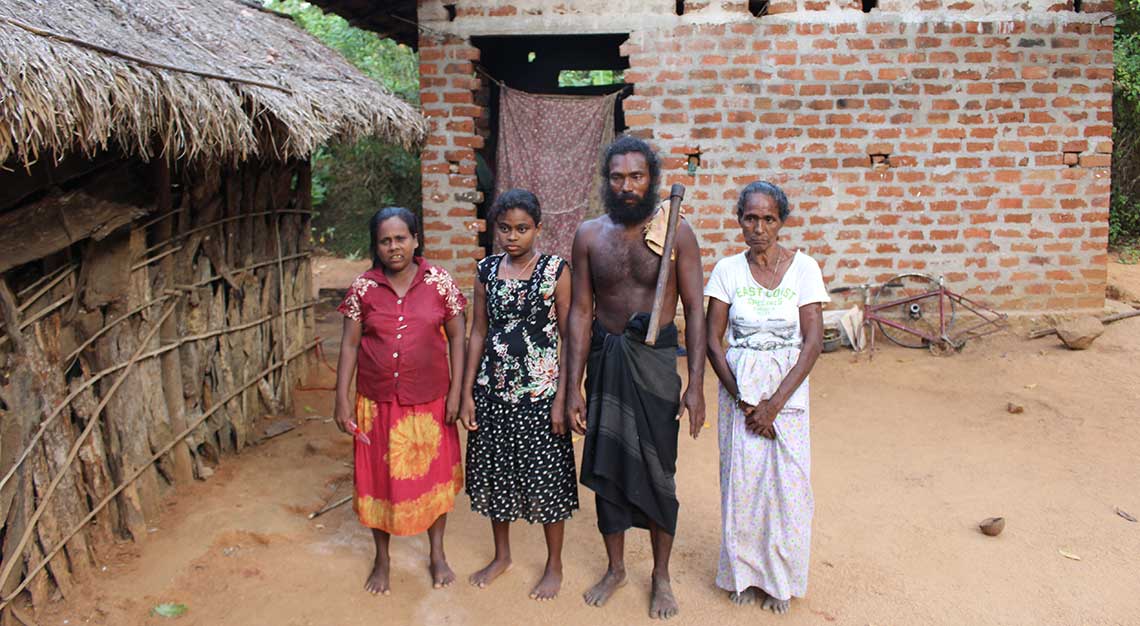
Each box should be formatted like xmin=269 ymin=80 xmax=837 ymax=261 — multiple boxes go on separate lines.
xmin=335 ymin=207 xmax=468 ymax=595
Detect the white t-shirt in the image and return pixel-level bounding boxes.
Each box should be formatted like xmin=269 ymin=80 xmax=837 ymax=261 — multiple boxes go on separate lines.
xmin=704 ymin=251 xmax=830 ymax=350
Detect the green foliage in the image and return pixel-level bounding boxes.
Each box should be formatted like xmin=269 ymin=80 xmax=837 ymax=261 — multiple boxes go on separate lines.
xmin=312 ymin=137 xmax=422 ymax=257
xmin=265 ymin=1 xmax=422 ymax=256
xmin=1110 ymin=194 xmax=1140 ymax=247
xmin=558 ymin=69 xmax=625 ymax=87
xmin=265 ymin=0 xmax=418 ymax=100
xmin=1113 ymin=0 xmax=1140 ymax=246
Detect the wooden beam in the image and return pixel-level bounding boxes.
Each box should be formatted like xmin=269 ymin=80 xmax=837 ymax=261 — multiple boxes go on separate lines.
xmin=0 ymin=191 xmax=148 ymax=274
xmin=0 ymin=152 xmax=120 ymax=213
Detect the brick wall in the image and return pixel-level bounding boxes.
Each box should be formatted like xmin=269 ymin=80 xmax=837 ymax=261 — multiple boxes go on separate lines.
xmin=419 ymin=0 xmax=1113 ymax=311
xmin=419 ymin=36 xmax=485 ymax=290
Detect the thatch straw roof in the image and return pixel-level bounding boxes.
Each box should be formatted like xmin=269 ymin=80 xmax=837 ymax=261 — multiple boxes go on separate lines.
xmin=0 ymin=0 xmax=428 ymax=166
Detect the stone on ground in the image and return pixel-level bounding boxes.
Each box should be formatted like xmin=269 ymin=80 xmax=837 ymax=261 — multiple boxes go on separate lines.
xmin=1056 ymin=316 xmax=1105 ymax=350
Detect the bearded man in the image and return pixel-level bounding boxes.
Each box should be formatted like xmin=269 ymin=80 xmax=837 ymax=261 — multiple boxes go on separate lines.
xmin=564 ymin=135 xmax=707 ymax=620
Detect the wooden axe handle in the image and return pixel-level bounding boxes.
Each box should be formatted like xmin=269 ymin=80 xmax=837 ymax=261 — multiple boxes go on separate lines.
xmin=646 ymin=183 xmax=686 ymax=346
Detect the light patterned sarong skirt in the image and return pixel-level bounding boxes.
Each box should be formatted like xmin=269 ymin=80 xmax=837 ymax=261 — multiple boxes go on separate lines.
xmin=716 ymin=346 xmax=813 ymax=601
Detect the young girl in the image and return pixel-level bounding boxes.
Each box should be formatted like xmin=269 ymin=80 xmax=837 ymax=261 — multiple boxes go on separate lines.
xmin=459 ymin=189 xmax=577 ymax=600
xmin=334 ymin=207 xmax=467 ymax=596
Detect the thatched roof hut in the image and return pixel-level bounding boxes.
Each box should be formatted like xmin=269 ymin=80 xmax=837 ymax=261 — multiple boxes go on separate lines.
xmin=0 ymin=1 xmax=426 ymax=615
xmin=0 ymin=0 xmax=427 ymax=166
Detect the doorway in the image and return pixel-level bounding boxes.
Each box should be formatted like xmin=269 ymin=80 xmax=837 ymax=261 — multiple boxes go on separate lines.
xmin=470 ymin=34 xmax=630 ymax=254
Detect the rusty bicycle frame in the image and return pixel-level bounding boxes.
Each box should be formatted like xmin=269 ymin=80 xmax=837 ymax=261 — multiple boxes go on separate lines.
xmin=830 ymin=273 xmax=1009 ymax=354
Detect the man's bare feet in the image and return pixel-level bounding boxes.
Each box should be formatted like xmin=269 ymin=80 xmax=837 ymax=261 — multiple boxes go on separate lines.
xmin=468 ymin=557 xmax=512 ymax=588
xmin=762 ymin=595 xmax=790 ymax=614
xmin=529 ymin=565 xmax=562 ymax=601
xmin=364 ymin=560 xmax=390 ymax=595
xmin=583 ymin=568 xmax=627 ymax=607
xmin=729 ymin=587 xmax=761 ymax=605
xmin=649 ymin=574 xmax=679 ymax=620
xmin=430 ymin=556 xmax=456 ymax=589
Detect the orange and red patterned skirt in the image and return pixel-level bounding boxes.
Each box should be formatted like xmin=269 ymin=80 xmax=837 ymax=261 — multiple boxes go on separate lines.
xmin=353 ymin=394 xmax=462 ymax=536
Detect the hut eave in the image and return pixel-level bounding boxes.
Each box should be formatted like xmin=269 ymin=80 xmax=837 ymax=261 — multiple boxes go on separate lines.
xmin=0 ymin=1 xmax=428 ymax=167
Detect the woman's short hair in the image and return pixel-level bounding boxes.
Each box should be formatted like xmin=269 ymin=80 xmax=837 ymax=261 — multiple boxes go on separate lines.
xmin=369 ymin=206 xmax=420 ymax=269
xmin=736 ymin=181 xmax=790 ymax=222
xmin=487 ymin=188 xmax=542 ymax=225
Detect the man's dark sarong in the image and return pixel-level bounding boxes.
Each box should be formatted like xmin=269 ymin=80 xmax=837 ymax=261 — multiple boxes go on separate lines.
xmin=580 ymin=313 xmax=682 ymax=536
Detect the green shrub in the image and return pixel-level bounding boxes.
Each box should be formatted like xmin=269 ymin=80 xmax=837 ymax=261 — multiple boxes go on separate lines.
xmin=265 ymin=0 xmax=421 ymax=257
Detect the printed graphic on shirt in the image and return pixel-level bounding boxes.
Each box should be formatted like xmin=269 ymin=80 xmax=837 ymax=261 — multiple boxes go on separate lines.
xmin=734 ymin=285 xmax=798 ymax=317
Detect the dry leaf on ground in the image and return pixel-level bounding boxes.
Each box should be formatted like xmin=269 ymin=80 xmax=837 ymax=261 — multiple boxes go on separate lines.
xmin=1058 ymin=549 xmax=1082 ymax=561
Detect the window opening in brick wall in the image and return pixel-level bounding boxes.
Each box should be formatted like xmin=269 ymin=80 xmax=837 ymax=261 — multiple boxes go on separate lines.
xmin=675 ymin=1 xmax=685 ymax=16
xmin=1072 ymin=0 xmax=1082 ymax=11
xmin=558 ymin=69 xmax=625 ymax=87
xmin=749 ymin=0 xmax=769 ymax=17
xmin=443 ymin=3 xmax=456 ymax=21
xmin=470 ymin=34 xmax=631 ymax=256
xmin=862 ymin=0 xmax=877 ymax=12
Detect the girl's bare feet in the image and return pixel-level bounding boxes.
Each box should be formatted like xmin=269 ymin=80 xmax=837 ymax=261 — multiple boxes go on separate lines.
xmin=364 ymin=560 xmax=390 ymax=595
xmin=468 ymin=557 xmax=512 ymax=588
xmin=430 ymin=556 xmax=456 ymax=589
xmin=529 ymin=564 xmax=562 ymax=601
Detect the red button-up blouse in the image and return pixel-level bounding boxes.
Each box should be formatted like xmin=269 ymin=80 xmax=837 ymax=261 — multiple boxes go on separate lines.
xmin=337 ymin=259 xmax=467 ymax=405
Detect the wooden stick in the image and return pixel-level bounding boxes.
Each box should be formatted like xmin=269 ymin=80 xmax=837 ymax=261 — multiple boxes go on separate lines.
xmin=0 ymin=339 xmax=320 ymax=607
xmin=0 ymin=301 xmax=177 ymax=592
xmin=130 ymin=245 xmax=182 ymax=272
xmin=136 ymin=209 xmax=312 ymax=261
xmin=183 ymin=252 xmax=310 ymax=290
xmin=0 ymin=16 xmax=293 ymax=94
xmin=0 ymin=277 xmax=25 ymax=354
xmin=646 ymin=183 xmax=686 ymax=346
xmin=16 ymin=267 xmax=74 ymax=313
xmin=15 ymin=264 xmax=74 ymax=299
xmin=308 ymin=495 xmax=352 ymax=520
xmin=62 ymin=295 xmax=172 ymax=369
xmin=275 ymin=214 xmax=289 ymax=409
xmin=0 ymin=294 xmax=72 ymax=348
xmin=1028 ymin=308 xmax=1140 ymax=339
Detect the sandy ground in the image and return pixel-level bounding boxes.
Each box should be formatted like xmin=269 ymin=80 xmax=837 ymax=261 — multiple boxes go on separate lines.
xmin=33 ymin=257 xmax=1140 ymax=626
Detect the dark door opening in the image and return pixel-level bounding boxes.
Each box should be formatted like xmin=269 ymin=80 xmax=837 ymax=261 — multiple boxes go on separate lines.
xmin=470 ymin=34 xmax=630 ymax=254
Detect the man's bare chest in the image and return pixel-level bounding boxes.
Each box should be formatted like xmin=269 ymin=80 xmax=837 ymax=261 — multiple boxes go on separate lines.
xmin=590 ymin=231 xmax=661 ymax=289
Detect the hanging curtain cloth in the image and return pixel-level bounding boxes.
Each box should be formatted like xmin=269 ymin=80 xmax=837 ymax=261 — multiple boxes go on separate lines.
xmin=494 ymin=86 xmax=618 ymax=260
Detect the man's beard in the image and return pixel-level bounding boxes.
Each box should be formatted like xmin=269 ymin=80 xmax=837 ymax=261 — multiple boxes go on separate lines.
xmin=603 ymin=183 xmax=659 ymax=226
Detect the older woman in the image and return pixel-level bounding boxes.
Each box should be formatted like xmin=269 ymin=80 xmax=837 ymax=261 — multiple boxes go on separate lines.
xmin=704 ymin=181 xmax=829 ymax=615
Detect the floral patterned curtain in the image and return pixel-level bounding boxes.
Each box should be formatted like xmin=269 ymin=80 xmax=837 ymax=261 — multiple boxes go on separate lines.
xmin=493 ymin=86 xmax=618 ymax=260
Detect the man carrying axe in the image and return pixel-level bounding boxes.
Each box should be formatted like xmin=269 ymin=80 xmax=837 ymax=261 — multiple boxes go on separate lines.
xmin=565 ymin=136 xmax=706 ymax=620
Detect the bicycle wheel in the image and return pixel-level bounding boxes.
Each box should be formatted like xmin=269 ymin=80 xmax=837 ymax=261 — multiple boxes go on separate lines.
xmin=870 ymin=273 xmax=956 ymax=349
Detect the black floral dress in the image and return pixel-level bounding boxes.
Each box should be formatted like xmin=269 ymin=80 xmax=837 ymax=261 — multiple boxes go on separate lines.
xmin=466 ymin=254 xmax=579 ymax=524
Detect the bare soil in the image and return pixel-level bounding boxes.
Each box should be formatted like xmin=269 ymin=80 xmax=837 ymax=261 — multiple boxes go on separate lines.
xmin=34 ymin=257 xmax=1140 ymax=626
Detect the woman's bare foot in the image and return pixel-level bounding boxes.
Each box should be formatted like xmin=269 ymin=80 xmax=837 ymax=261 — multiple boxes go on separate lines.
xmin=529 ymin=564 xmax=562 ymax=601
xmin=364 ymin=560 xmax=390 ymax=595
xmin=468 ymin=557 xmax=512 ymax=588
xmin=649 ymin=574 xmax=679 ymax=620
xmin=762 ymin=594 xmax=790 ymax=614
xmin=429 ymin=556 xmax=456 ymax=589
xmin=729 ymin=587 xmax=761 ymax=605
xmin=583 ymin=568 xmax=626 ymax=607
